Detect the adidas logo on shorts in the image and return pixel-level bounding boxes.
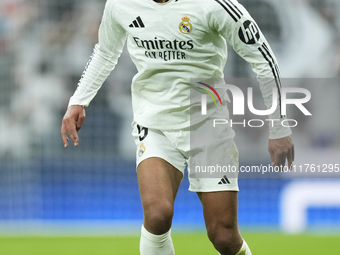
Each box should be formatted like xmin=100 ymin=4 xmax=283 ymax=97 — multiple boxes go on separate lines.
xmin=218 ymin=175 xmax=230 ymax=185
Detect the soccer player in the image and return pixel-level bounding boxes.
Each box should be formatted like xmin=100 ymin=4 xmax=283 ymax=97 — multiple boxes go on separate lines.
xmin=61 ymin=0 xmax=294 ymax=254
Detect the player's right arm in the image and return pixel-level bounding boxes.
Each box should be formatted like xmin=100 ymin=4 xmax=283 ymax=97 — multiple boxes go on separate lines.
xmin=61 ymin=0 xmax=127 ymax=147
xmin=61 ymin=105 xmax=85 ymax=147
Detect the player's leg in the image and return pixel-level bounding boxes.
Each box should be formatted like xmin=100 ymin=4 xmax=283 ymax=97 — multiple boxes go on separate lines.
xmin=132 ymin=123 xmax=186 ymax=254
xmin=138 ymin=157 xmax=183 ymax=255
xmin=188 ymin=106 xmax=251 ymax=255
xmin=197 ymin=191 xmax=251 ymax=255
xmin=138 ymin=157 xmax=183 ymax=234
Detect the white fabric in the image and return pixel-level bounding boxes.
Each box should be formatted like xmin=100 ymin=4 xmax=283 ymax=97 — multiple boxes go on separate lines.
xmin=235 ymin=240 xmax=252 ymax=255
xmin=69 ymin=0 xmax=291 ymax=139
xmin=140 ymin=225 xmax=174 ymax=255
xmin=217 ymin=239 xmax=252 ymax=255
xmin=132 ymin=106 xmax=239 ymax=192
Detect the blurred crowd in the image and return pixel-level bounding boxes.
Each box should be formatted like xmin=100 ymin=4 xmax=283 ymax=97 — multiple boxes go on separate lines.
xmin=0 ymin=0 xmax=340 ymax=159
xmin=0 ymin=0 xmax=110 ymax=158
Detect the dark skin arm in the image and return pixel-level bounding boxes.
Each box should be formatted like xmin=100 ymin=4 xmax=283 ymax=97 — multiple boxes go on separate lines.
xmin=268 ymin=136 xmax=294 ymax=169
xmin=61 ymin=105 xmax=86 ymax=148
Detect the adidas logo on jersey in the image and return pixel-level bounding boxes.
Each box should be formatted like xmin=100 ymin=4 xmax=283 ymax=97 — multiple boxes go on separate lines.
xmin=129 ymin=16 xmax=145 ymax=28
xmin=218 ymin=175 xmax=230 ymax=185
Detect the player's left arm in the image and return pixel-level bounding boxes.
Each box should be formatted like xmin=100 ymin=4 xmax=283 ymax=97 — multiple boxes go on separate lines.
xmin=209 ymin=0 xmax=294 ymax=168
xmin=268 ymin=136 xmax=294 ymax=169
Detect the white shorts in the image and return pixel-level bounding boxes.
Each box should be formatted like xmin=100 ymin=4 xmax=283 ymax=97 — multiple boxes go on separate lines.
xmin=132 ymin=109 xmax=239 ymax=192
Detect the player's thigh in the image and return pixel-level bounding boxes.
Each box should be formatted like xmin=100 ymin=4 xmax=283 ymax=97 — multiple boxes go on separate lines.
xmin=137 ymin=157 xmax=183 ymax=207
xmin=198 ymin=191 xmax=239 ymax=230
xmin=133 ymin=123 xmax=185 ymax=234
xmin=133 ymin=123 xmax=186 ymax=207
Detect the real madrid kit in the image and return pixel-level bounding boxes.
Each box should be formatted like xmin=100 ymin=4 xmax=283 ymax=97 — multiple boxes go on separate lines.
xmin=68 ymin=0 xmax=292 ymax=192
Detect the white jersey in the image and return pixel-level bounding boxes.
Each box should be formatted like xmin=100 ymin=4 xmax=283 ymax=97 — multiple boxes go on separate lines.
xmin=68 ymin=0 xmax=291 ymax=139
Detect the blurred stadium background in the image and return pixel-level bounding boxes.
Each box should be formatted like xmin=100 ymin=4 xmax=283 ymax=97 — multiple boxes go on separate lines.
xmin=0 ymin=0 xmax=340 ymax=253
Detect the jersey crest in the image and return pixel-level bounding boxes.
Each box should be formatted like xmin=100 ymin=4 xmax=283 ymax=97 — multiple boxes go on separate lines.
xmin=179 ymin=16 xmax=192 ymax=34
xmin=138 ymin=142 xmax=146 ymax=157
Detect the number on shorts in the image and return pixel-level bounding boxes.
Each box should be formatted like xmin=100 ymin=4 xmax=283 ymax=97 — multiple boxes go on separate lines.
xmin=137 ymin=124 xmax=148 ymax=142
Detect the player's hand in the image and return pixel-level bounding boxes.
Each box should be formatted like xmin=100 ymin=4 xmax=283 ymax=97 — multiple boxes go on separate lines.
xmin=61 ymin=105 xmax=86 ymax=148
xmin=268 ymin=136 xmax=294 ymax=170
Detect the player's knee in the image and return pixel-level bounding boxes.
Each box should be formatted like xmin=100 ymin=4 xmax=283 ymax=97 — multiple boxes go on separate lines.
xmin=207 ymin=223 xmax=241 ymax=255
xmin=207 ymin=229 xmax=233 ymax=254
xmin=143 ymin=201 xmax=174 ymax=232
